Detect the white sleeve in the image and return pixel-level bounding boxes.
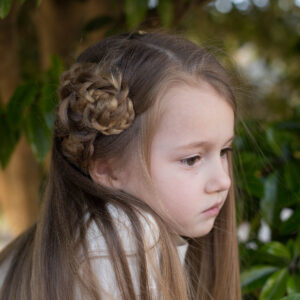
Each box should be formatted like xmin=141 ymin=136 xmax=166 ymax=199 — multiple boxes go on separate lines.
xmin=76 ymin=204 xmax=161 ymax=300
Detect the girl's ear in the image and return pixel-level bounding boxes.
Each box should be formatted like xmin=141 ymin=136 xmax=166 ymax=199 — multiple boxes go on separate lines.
xmin=88 ymin=159 xmax=122 ymax=190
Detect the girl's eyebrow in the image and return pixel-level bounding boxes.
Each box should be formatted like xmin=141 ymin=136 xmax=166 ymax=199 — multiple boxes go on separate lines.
xmin=174 ymin=135 xmax=235 ymax=151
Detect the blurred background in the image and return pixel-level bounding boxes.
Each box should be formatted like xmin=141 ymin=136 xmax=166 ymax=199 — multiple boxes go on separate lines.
xmin=0 ymin=0 xmax=300 ymax=299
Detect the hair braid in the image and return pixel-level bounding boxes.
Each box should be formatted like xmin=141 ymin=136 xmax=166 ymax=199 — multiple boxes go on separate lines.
xmin=55 ymin=62 xmax=135 ymax=173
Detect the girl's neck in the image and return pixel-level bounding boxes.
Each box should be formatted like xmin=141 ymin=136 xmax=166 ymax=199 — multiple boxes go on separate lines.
xmin=171 ymin=233 xmax=189 ymax=246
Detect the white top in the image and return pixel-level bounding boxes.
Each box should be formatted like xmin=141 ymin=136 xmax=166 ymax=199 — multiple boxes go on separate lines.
xmin=76 ymin=203 xmax=189 ymax=299
xmin=0 ymin=204 xmax=189 ymax=299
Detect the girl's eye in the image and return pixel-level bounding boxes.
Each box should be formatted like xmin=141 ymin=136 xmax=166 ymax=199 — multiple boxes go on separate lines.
xmin=180 ymin=155 xmax=201 ymax=167
xmin=221 ymin=147 xmax=233 ymax=157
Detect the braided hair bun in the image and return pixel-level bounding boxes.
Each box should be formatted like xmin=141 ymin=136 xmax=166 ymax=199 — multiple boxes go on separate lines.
xmin=55 ymin=62 xmax=135 ymax=173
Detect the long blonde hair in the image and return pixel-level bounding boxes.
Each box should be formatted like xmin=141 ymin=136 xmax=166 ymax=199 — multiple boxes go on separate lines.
xmin=0 ymin=30 xmax=241 ymax=300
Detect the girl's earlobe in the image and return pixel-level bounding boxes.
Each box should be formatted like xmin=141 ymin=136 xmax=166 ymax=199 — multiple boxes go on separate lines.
xmin=88 ymin=159 xmax=122 ymax=190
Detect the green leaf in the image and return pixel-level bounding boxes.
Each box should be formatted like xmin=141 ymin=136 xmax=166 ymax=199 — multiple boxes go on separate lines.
xmin=260 ymin=172 xmax=279 ymax=226
xmin=234 ymin=151 xmax=264 ymax=198
xmin=18 ymin=0 xmax=25 ymax=4
xmin=287 ymin=275 xmax=300 ymax=294
xmin=0 ymin=114 xmax=20 ymax=168
xmin=280 ymin=294 xmax=300 ymax=300
xmin=275 ymin=120 xmax=300 ymax=131
xmin=241 ymin=265 xmax=279 ymax=294
xmin=265 ymin=126 xmax=294 ymax=158
xmin=6 ymin=82 xmax=38 ymax=131
xmin=0 ymin=82 xmax=37 ymax=168
xmin=259 ymin=268 xmax=288 ymax=300
xmin=266 ymin=127 xmax=281 ymax=157
xmin=40 ymin=54 xmax=63 ymax=130
xmin=157 ymin=0 xmax=174 ymax=27
xmin=24 ymin=102 xmax=52 ymax=162
xmin=261 ymin=242 xmax=291 ymax=261
xmin=0 ymin=0 xmax=12 ymax=19
xmin=124 ymin=0 xmax=148 ymax=29
xmin=284 ymin=161 xmax=300 ymax=192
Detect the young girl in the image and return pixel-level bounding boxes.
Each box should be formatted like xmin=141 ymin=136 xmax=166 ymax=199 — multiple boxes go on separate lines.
xmin=0 ymin=31 xmax=241 ymax=300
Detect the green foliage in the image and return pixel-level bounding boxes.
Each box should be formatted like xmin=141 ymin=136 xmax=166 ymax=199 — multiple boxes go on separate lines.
xmin=0 ymin=82 xmax=38 ymax=167
xmin=241 ymin=265 xmax=280 ymax=294
xmin=157 ymin=0 xmax=174 ymax=27
xmin=40 ymin=55 xmax=63 ymax=130
xmin=0 ymin=55 xmax=63 ymax=167
xmin=236 ymin=113 xmax=300 ymax=300
xmin=241 ymin=238 xmax=300 ymax=299
xmin=260 ymin=171 xmax=279 ymax=226
xmin=281 ymin=295 xmax=300 ymax=300
xmin=125 ymin=0 xmax=148 ymax=29
xmin=0 ymin=0 xmax=40 ymax=18
xmin=23 ymin=101 xmax=52 ymax=162
xmin=0 ymin=0 xmax=12 ymax=18
xmin=259 ymin=268 xmax=288 ymax=300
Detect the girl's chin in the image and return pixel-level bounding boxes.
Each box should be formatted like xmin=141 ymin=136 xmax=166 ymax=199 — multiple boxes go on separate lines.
xmin=180 ymin=223 xmax=215 ymax=239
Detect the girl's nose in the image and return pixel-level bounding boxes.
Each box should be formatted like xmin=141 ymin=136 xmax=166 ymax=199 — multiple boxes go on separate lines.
xmin=204 ymin=158 xmax=231 ymax=194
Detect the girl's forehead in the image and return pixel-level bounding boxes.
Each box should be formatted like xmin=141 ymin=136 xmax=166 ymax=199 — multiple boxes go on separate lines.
xmin=160 ymin=82 xmax=233 ymax=121
xmin=153 ymin=83 xmax=235 ymax=147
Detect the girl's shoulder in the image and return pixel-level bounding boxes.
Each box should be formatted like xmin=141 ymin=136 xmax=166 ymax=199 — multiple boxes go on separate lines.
xmin=76 ymin=204 xmax=164 ymax=299
xmin=77 ymin=204 xmax=188 ymax=299
xmin=85 ymin=203 xmax=160 ymax=257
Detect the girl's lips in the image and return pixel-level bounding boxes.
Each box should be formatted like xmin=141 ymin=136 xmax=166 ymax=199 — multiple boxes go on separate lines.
xmin=202 ymin=202 xmax=222 ymax=217
xmin=203 ymin=206 xmax=219 ymax=217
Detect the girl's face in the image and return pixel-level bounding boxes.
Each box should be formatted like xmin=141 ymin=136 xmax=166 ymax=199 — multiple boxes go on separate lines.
xmin=119 ymin=81 xmax=235 ymax=238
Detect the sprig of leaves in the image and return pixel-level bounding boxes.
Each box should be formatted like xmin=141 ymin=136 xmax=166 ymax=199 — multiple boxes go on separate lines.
xmin=0 ymin=54 xmax=63 ymax=167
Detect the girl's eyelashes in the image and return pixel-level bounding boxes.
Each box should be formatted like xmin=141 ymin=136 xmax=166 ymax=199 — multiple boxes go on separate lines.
xmin=180 ymin=155 xmax=201 ymax=167
xmin=221 ymin=147 xmax=233 ymax=157
xmin=180 ymin=147 xmax=233 ymax=167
